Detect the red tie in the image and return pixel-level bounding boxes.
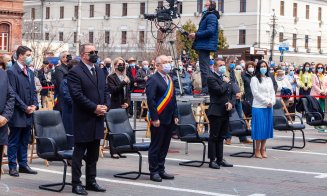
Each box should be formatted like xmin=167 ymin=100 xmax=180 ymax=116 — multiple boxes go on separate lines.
xmin=23 ymin=66 xmax=28 ymax=76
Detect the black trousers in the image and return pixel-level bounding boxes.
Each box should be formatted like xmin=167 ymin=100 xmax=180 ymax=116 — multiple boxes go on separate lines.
xmin=208 ymin=116 xmax=229 ymax=162
xmin=198 ymin=50 xmax=211 ymax=93
xmin=0 ymin=145 xmax=3 ymax=179
xmin=148 ymin=123 xmax=173 ymax=175
xmin=72 ymin=140 xmax=100 ymax=186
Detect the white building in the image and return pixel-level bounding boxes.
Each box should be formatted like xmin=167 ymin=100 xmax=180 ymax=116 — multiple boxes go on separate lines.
xmin=23 ymin=0 xmax=327 ymax=63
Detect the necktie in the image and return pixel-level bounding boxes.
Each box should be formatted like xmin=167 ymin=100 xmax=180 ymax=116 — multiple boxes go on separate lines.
xmin=23 ymin=66 xmax=28 ymax=76
xmin=91 ymin=67 xmax=96 ymax=77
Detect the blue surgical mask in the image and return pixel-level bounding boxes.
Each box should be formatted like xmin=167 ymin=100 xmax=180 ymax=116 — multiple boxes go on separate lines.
xmin=162 ymin=63 xmax=171 ymax=74
xmin=143 ymin=65 xmax=149 ymax=70
xmin=6 ymin=61 xmax=13 ymax=69
xmin=260 ymin=67 xmax=267 ymax=75
xmin=305 ymin=67 xmax=310 ymax=72
xmin=202 ymin=7 xmax=207 ymax=14
xmin=24 ymin=56 xmax=33 ymax=66
xmin=218 ymin=66 xmax=226 ymax=74
xmin=289 ymin=71 xmax=294 ymax=76
xmin=318 ymin=68 xmax=324 ymax=73
xmin=179 ymin=66 xmax=183 ymax=71
xmin=281 ymin=66 xmax=286 ymax=70
xmin=229 ymin=63 xmax=235 ymax=70
xmin=129 ymin=63 xmax=135 ymax=68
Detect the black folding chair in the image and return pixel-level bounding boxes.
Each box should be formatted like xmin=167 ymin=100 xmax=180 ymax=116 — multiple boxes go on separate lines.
xmin=105 ymin=109 xmax=150 ymax=180
xmin=229 ymin=109 xmax=255 ymax=158
xmin=273 ymin=99 xmax=306 ymax=150
xmin=33 ymin=110 xmax=73 ymax=192
xmin=176 ymin=102 xmax=209 ymax=167
xmin=301 ymin=97 xmax=327 ymax=143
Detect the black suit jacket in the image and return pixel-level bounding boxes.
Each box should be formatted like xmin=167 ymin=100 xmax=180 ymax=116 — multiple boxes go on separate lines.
xmin=126 ymin=66 xmax=139 ymax=91
xmin=146 ymin=72 xmax=178 ymax=125
xmin=54 ymin=64 xmax=69 ymax=111
xmin=7 ymin=63 xmax=38 ymax=127
xmin=107 ymin=73 xmax=131 ymax=109
xmin=0 ymin=69 xmax=15 ymax=145
xmin=102 ymin=67 xmax=111 ymax=78
xmin=67 ymin=61 xmax=110 ymax=143
xmin=207 ymin=71 xmax=235 ymax=117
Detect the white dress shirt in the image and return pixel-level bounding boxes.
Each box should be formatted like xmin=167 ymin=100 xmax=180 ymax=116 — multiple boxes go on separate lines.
xmin=250 ymin=76 xmax=276 ymax=108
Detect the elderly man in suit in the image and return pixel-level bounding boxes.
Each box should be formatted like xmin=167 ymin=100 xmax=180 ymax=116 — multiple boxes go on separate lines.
xmin=0 ymin=68 xmax=15 ymax=179
xmin=68 ymin=43 xmax=110 ymax=195
xmin=206 ymin=58 xmax=234 ymax=169
xmin=6 ymin=46 xmax=38 ymax=177
xmin=146 ymin=55 xmax=179 ymax=182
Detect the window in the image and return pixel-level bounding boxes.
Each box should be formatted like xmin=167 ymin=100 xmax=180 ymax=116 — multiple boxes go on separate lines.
xmin=293 ymin=3 xmax=297 ymax=17
xmin=90 ymin=5 xmax=94 ymax=18
xmin=306 ymin=5 xmax=310 ymax=19
xmin=45 ymin=32 xmax=49 ymax=40
xmin=279 ymin=32 xmax=284 ymax=43
xmin=46 ymin=7 xmax=50 ymax=19
xmin=60 ymin=6 xmax=64 ymax=19
xmin=305 ymin=35 xmax=309 ymax=49
xmin=89 ymin=32 xmax=94 ymax=43
xmin=139 ymin=31 xmax=145 ymax=44
xmin=158 ymin=1 xmax=164 ymax=8
xmin=197 ymin=0 xmax=203 ymax=13
xmin=218 ymin=0 xmax=224 ymax=13
xmin=122 ymin=3 xmax=127 ymax=16
xmin=318 ymin=36 xmax=321 ymax=49
xmin=292 ymin=34 xmax=297 ymax=48
xmin=177 ymin=2 xmax=183 ymax=14
xmin=240 ymin=0 xmax=246 ymax=13
xmin=105 ymin=31 xmax=110 ymax=44
xmin=239 ymin=30 xmax=246 ymax=45
xmin=280 ymin=1 xmax=284 ymax=16
xmin=31 ymin=8 xmax=35 ymax=20
xmin=74 ymin=32 xmax=77 ymax=43
xmin=59 ymin=32 xmax=63 ymax=41
xmin=318 ymin=7 xmax=322 ymax=21
xmin=122 ymin=31 xmax=127 ymax=44
xmin=0 ymin=24 xmax=9 ymax=52
xmin=106 ymin=4 xmax=110 ymax=17
xmin=74 ymin=6 xmax=79 ymax=19
xmin=140 ymin=2 xmax=145 ymax=15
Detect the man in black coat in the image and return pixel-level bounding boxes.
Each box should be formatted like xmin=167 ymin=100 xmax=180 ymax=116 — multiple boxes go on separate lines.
xmin=7 ymin=46 xmax=38 ymax=177
xmin=0 ymin=69 xmax=15 ymax=179
xmin=206 ymin=58 xmax=234 ymax=169
xmin=54 ymin=51 xmax=72 ymax=112
xmin=68 ymin=44 xmax=110 ymax=195
xmin=146 ymin=55 xmax=179 ymax=182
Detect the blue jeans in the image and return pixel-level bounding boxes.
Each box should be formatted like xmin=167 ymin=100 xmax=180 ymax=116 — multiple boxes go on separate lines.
xmin=7 ymin=126 xmax=31 ymax=169
xmin=226 ymin=100 xmax=247 ymax=141
xmin=198 ymin=50 xmax=210 ymax=93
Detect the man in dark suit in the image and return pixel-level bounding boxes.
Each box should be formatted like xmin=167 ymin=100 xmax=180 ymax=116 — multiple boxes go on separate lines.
xmin=7 ymin=46 xmax=38 ymax=177
xmin=0 ymin=69 xmax=15 ymax=179
xmin=146 ymin=55 xmax=179 ymax=182
xmin=54 ymin=51 xmax=72 ymax=112
xmin=102 ymin=58 xmax=112 ymax=78
xmin=206 ymin=58 xmax=234 ymax=169
xmin=68 ymin=43 xmax=110 ymax=195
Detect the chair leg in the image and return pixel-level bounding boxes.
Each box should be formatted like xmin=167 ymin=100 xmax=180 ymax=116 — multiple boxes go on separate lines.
xmin=179 ymin=142 xmax=209 ymax=167
xmin=272 ymin=130 xmax=306 ymax=151
xmin=114 ymin=152 xmax=150 ymax=180
xmin=230 ymin=140 xmax=255 ymax=158
xmin=39 ymin=160 xmax=72 ymax=192
xmin=309 ymin=139 xmax=327 ymax=143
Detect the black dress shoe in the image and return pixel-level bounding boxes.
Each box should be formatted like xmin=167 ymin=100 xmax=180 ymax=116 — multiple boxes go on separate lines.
xmin=9 ymin=169 xmax=19 ymax=177
xmin=159 ymin=172 xmax=174 ymax=180
xmin=72 ymin=185 xmax=88 ymax=195
xmin=85 ymin=182 xmax=106 ymax=192
xmin=19 ymin=166 xmax=38 ymax=174
xmin=150 ymin=174 xmax=162 ymax=182
xmin=209 ymin=161 xmax=220 ymax=169
xmin=218 ymin=159 xmax=233 ymax=167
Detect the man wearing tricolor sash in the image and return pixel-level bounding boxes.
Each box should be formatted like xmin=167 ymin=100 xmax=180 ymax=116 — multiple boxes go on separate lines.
xmin=146 ymin=55 xmax=179 ymax=182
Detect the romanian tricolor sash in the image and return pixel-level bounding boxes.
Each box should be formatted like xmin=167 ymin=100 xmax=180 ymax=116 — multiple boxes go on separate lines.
xmin=146 ymin=75 xmax=174 ymax=125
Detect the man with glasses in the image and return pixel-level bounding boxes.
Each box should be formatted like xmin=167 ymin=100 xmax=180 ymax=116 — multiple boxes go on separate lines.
xmin=68 ymin=44 xmax=110 ymax=195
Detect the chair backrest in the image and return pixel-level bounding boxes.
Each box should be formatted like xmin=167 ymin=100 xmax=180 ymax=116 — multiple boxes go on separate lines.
xmin=273 ymin=99 xmax=288 ymax=127
xmin=229 ymin=109 xmax=248 ymax=136
xmin=105 ymin=109 xmax=135 ymax=147
xmin=177 ymin=102 xmax=197 ymax=137
xmin=301 ymin=97 xmax=323 ymax=123
xmin=33 ymin=110 xmax=68 ymax=154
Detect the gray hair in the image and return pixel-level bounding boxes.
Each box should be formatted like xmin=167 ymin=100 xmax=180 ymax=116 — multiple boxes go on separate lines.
xmin=59 ymin=51 xmax=68 ymax=60
xmin=79 ymin=43 xmax=93 ymax=56
xmin=156 ymin=55 xmax=167 ymax=64
xmin=142 ymin=60 xmax=149 ymax=66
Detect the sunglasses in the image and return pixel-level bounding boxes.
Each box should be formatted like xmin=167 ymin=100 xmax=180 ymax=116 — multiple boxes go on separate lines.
xmin=235 ymin=69 xmax=242 ymax=70
xmin=86 ymin=50 xmax=98 ymax=55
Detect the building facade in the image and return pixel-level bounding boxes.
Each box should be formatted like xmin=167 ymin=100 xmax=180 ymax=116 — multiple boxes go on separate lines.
xmin=0 ymin=0 xmax=24 ymax=54
xmin=23 ymin=0 xmax=327 ymax=63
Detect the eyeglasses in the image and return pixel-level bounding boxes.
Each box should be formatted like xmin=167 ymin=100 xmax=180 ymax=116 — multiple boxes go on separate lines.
xmin=85 ymin=50 xmax=98 ymax=55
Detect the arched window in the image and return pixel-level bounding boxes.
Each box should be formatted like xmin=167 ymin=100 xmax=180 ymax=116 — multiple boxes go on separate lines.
xmin=0 ymin=23 xmax=10 ymax=52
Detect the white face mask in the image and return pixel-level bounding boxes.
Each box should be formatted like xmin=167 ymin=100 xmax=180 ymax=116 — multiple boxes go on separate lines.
xmin=162 ymin=63 xmax=171 ymax=74
xmin=248 ymin=68 xmax=254 ymax=73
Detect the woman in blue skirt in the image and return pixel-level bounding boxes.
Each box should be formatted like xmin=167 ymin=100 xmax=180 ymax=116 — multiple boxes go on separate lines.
xmin=250 ymin=60 xmax=275 ymax=158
